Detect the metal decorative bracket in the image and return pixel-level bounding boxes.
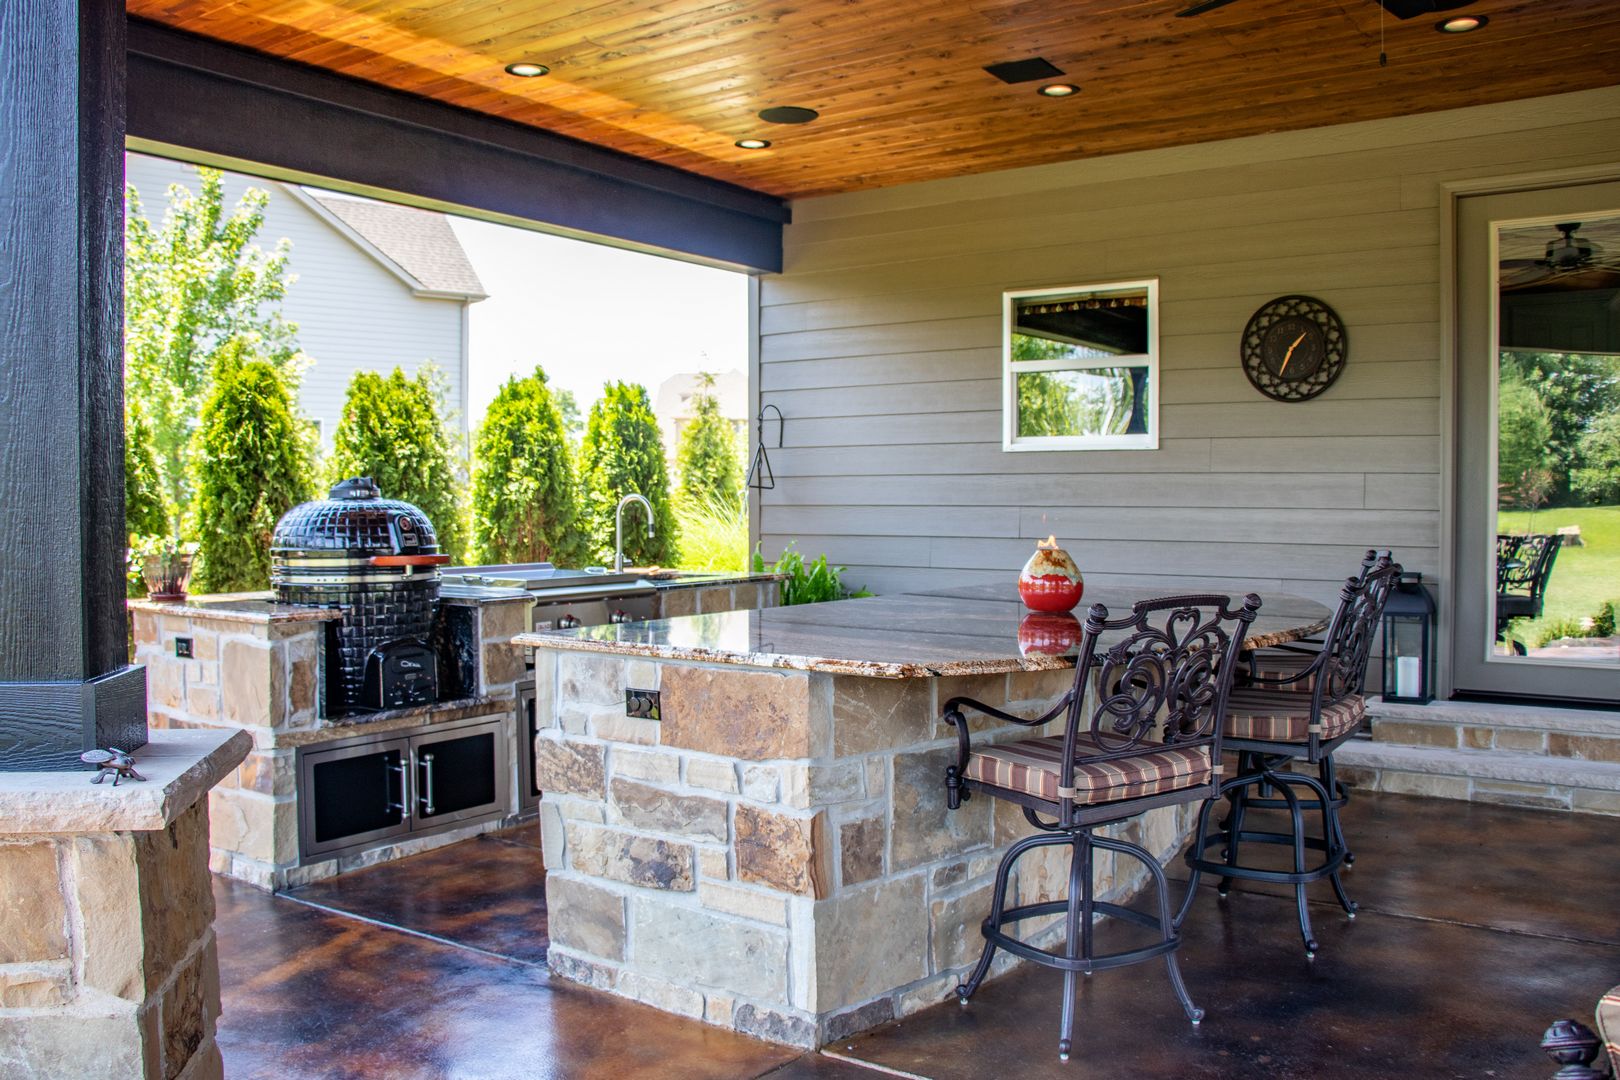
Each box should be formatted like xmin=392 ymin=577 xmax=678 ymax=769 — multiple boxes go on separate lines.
xmin=746 ymin=404 xmax=784 ymax=491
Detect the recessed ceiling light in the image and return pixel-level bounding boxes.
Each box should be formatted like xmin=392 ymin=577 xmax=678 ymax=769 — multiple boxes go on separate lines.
xmin=735 ymin=138 xmax=772 ymax=150
xmin=1435 ymin=14 xmax=1487 ymax=32
xmin=1038 ymin=83 xmax=1080 ymax=98
xmin=504 ymin=61 xmax=550 ymax=77
xmin=758 ymin=106 xmax=819 ymax=124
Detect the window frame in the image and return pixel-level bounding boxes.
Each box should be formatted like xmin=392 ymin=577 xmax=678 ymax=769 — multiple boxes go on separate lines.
xmin=1001 ymin=278 xmax=1160 ymax=452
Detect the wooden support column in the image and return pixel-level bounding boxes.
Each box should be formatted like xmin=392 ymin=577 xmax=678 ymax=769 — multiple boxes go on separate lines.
xmin=0 ymin=0 xmax=146 ymax=769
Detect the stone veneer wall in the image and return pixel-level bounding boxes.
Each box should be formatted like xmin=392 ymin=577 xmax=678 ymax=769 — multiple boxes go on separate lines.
xmin=654 ymin=575 xmax=780 ymax=618
xmin=534 ymin=653 xmax=1194 ymax=1048
xmin=0 ymin=730 xmax=249 ymax=1079
xmin=132 ymin=595 xmax=532 ymax=889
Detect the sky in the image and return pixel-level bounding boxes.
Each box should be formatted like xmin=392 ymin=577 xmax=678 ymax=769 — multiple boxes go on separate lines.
xmin=447 ymin=216 xmax=749 ymax=428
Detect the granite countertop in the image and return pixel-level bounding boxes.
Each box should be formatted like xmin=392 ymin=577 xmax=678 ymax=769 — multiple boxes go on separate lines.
xmin=129 ymin=592 xmax=341 ymax=624
xmin=515 ymin=581 xmax=1332 ymax=679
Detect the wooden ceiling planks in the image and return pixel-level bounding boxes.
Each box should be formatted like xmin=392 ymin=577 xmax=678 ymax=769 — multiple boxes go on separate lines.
xmin=123 ymin=0 xmax=1620 ymax=198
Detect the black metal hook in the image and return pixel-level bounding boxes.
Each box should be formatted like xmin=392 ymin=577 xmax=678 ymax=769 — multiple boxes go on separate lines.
xmin=746 ymin=405 xmax=784 ymax=490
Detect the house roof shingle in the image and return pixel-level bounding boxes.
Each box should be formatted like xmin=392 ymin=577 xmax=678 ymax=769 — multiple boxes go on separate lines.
xmin=307 ymin=193 xmax=486 ymax=299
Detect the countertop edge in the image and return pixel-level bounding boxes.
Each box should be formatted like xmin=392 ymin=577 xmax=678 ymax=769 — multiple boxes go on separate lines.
xmin=514 ymin=630 xmax=1075 ymax=679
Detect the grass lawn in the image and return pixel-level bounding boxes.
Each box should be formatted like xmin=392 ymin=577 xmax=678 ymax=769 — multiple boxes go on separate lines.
xmin=1497 ymin=504 xmax=1620 ymax=647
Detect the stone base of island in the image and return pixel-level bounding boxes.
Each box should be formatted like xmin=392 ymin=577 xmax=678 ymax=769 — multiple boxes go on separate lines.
xmin=520 ymin=584 xmax=1326 ymax=1047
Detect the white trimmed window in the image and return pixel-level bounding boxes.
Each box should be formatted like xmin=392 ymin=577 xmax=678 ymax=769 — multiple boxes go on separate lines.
xmin=1002 ymin=279 xmax=1159 ymax=451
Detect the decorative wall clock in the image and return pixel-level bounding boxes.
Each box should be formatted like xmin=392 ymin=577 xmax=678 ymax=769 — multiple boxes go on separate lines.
xmin=1240 ymin=295 xmax=1348 ymax=402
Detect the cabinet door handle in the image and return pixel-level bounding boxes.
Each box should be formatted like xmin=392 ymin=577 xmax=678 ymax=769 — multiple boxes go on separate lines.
xmin=419 ymin=752 xmax=437 ymax=815
xmin=388 ymin=754 xmax=409 ymax=821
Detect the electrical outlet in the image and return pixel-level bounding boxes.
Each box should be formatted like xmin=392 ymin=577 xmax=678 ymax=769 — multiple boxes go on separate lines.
xmin=625 ymin=688 xmax=661 ymax=721
xmin=174 ymin=637 xmax=194 ymax=659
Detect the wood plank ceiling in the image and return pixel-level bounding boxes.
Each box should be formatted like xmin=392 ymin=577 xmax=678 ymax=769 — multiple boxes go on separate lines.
xmin=124 ymin=0 xmax=1620 ymax=199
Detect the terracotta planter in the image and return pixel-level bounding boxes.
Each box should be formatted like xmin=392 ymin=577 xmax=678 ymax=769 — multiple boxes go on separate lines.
xmin=1018 ymin=536 xmax=1084 ymax=613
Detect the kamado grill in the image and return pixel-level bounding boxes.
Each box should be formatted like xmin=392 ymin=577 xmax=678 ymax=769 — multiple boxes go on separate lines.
xmin=272 ymin=477 xmax=450 ymax=715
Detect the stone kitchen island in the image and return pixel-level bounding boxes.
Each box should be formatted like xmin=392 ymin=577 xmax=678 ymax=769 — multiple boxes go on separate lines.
xmin=518 ymin=582 xmax=1329 ymax=1048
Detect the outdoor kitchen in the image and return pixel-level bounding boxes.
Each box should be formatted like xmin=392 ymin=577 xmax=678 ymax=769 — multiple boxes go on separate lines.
xmin=131 ymin=479 xmax=780 ymax=890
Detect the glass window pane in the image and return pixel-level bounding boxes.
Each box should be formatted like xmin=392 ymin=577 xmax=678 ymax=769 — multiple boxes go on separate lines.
xmin=1491 ymin=211 xmax=1620 ymax=667
xmin=1014 ymin=286 xmax=1149 ymax=357
xmin=1016 ymin=367 xmax=1150 ymax=438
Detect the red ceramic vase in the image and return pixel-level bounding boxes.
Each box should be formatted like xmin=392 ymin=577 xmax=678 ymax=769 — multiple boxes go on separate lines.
xmin=1018 ymin=539 xmax=1084 ymax=613
xmin=1018 ymin=611 xmax=1082 ymax=656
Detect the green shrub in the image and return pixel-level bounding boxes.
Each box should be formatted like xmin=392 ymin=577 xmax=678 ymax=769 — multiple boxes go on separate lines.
xmin=471 ymin=368 xmax=587 ymax=566
xmin=125 ymin=402 xmax=168 ymax=540
xmin=753 ymin=542 xmax=871 ymax=606
xmin=1592 ymin=601 xmax=1617 ymax=639
xmin=674 ymin=494 xmax=748 ymax=573
xmin=328 ymin=367 xmax=467 ymax=562
xmin=1571 ymin=414 xmax=1620 ymax=505
xmin=191 ymin=351 xmax=315 ymax=593
xmin=1535 ymin=617 xmax=1591 ymax=648
xmin=578 ymin=382 xmax=678 ymax=566
xmin=676 ymin=372 xmax=742 ymax=507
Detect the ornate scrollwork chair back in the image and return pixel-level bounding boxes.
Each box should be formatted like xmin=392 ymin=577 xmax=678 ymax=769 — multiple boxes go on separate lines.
xmin=1310 ymin=556 xmax=1400 ymax=712
xmin=941 ymin=592 xmax=1259 ymax=1059
xmin=1181 ymin=554 xmax=1402 ymax=960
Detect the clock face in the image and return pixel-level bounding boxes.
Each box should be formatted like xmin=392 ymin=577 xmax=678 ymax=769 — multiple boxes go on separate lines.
xmin=1241 ymin=296 xmax=1347 ymax=402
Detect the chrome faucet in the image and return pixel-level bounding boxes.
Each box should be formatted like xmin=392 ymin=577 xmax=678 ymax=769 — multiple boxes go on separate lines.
xmin=614 ymin=493 xmax=654 ymax=573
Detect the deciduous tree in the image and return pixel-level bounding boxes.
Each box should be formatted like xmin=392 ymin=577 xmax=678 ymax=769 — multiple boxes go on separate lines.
xmin=124 ymin=167 xmax=305 ymax=531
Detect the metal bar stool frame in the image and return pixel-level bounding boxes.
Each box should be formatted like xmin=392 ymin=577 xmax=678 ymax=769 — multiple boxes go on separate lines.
xmin=943 ymin=593 xmax=1260 ymax=1060
xmin=1178 ymin=558 xmax=1400 ymax=959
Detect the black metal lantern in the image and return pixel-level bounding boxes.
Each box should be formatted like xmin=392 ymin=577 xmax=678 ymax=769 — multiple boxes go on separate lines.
xmin=1381 ymin=571 xmax=1436 ymax=704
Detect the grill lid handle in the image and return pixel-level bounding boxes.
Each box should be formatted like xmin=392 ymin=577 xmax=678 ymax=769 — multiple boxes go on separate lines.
xmin=330 ymin=477 xmax=381 ymax=501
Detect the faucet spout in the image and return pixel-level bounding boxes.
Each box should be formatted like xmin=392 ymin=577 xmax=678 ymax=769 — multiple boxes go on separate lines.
xmin=614 ymin=493 xmax=654 ymax=573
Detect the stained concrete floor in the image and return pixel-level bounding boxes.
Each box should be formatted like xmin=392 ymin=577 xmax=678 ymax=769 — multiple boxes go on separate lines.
xmin=213 ymin=793 xmax=1617 ymax=1078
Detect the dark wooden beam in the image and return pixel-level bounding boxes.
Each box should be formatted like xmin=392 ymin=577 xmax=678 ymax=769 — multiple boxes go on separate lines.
xmin=125 ymin=19 xmax=787 ymax=273
xmin=0 ymin=0 xmax=147 ymax=769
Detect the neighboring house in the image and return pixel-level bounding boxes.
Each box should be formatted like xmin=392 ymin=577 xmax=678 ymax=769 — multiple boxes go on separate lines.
xmin=124 ymin=153 xmax=487 ymax=446
xmin=653 ymin=369 xmax=748 ymax=466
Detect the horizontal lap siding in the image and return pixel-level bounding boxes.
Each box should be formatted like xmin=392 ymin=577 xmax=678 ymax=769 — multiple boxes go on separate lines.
xmin=756 ymin=90 xmax=1620 ymax=604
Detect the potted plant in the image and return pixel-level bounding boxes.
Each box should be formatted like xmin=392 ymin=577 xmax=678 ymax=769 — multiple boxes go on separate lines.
xmin=133 ymin=536 xmax=197 ymax=602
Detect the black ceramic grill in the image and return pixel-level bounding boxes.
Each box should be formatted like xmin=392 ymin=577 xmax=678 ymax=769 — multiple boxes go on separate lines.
xmin=271 ymin=478 xmax=449 ymax=715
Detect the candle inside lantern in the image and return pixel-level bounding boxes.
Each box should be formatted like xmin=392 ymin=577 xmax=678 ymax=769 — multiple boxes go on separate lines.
xmin=1018 ymin=535 xmax=1084 ymax=613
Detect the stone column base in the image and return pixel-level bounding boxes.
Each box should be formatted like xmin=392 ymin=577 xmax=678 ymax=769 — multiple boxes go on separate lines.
xmin=0 ymin=729 xmax=250 ymax=1078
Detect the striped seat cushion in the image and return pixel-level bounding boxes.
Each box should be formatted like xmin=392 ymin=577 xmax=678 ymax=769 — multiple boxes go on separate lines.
xmin=1598 ymin=984 xmax=1620 ymax=1076
xmin=1245 ymin=649 xmax=1323 ymax=692
xmin=1224 ymin=686 xmax=1366 ymax=743
xmin=963 ymin=735 xmax=1211 ymax=805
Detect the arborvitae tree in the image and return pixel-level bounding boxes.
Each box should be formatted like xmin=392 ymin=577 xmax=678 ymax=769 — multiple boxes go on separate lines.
xmin=471 ymin=368 xmax=587 ymax=565
xmin=675 ymin=372 xmax=742 ymax=507
xmin=328 ymin=367 xmax=468 ymax=562
xmin=125 ymin=402 xmax=168 ymax=540
xmin=578 ymin=382 xmax=678 ymax=567
xmin=191 ymin=347 xmax=315 ymax=593
xmin=124 ymin=167 xmax=305 ymax=532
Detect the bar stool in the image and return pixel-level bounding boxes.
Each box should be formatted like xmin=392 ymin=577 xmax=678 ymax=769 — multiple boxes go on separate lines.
xmin=1178 ymin=558 xmax=1399 ymax=958
xmin=944 ymin=593 xmax=1260 ymax=1060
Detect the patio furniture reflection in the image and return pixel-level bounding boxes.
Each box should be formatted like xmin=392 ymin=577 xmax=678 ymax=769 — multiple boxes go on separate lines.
xmin=1496 ymin=533 xmax=1564 ymax=655
xmin=1179 ymin=557 xmax=1400 ymax=958
xmin=943 ymin=593 xmax=1259 ymax=1060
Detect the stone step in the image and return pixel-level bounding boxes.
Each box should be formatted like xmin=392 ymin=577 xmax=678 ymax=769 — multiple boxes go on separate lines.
xmin=1331 ymin=740 xmax=1620 ymax=815
xmin=1365 ymin=696 xmax=1620 ymax=761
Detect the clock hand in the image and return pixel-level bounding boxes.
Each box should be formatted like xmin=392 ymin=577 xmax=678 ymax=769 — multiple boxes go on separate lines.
xmin=1279 ymin=331 xmax=1308 ymax=375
